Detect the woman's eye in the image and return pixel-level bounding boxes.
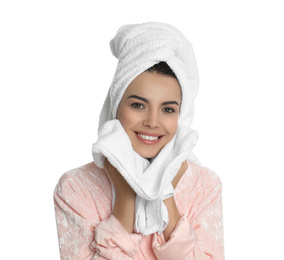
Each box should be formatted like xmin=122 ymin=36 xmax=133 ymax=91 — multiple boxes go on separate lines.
xmin=163 ymin=107 xmax=175 ymax=113
xmin=131 ymin=103 xmax=144 ymax=109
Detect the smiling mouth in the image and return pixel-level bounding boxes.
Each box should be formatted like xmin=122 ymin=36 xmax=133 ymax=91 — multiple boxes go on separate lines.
xmin=134 ymin=132 xmax=164 ymax=145
xmin=135 ymin=132 xmax=163 ymax=139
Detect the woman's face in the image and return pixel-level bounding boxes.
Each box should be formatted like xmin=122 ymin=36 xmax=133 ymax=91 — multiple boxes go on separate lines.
xmin=116 ymin=72 xmax=182 ymax=159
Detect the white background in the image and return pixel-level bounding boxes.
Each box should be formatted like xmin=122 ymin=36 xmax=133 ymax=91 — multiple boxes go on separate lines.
xmin=1 ymin=1 xmax=283 ymax=259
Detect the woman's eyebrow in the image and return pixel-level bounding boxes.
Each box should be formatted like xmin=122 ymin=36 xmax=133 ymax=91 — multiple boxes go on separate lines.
xmin=127 ymin=95 xmax=180 ymax=106
xmin=161 ymin=101 xmax=180 ymax=107
xmin=127 ymin=95 xmax=149 ymax=103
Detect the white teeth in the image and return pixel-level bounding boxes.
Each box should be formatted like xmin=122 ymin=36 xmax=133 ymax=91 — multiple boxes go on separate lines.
xmin=137 ymin=133 xmax=159 ymax=140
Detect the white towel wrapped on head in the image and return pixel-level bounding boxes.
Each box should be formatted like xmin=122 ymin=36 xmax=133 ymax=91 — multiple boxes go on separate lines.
xmin=92 ymin=22 xmax=201 ymax=235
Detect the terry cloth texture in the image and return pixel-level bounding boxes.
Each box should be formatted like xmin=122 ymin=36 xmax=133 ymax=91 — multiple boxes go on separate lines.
xmin=92 ymin=22 xmax=201 ymax=235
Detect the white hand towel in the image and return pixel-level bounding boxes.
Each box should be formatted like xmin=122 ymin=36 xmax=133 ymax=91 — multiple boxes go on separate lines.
xmin=92 ymin=22 xmax=201 ymax=235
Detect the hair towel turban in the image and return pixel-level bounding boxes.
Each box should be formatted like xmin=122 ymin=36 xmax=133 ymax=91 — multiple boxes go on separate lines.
xmin=92 ymin=22 xmax=201 ymax=235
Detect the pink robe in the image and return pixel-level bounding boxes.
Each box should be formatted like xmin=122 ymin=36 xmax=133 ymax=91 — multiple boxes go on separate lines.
xmin=54 ymin=160 xmax=224 ymax=259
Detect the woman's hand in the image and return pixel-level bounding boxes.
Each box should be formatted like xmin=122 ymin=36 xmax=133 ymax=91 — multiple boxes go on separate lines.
xmin=104 ymin=158 xmax=136 ymax=197
xmin=163 ymin=160 xmax=188 ymax=241
xmin=104 ymin=158 xmax=136 ymax=233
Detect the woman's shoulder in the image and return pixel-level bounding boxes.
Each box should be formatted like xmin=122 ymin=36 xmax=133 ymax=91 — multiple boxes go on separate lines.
xmin=57 ymin=161 xmax=104 ymax=182
xmin=185 ymin=159 xmax=222 ymax=187
xmin=55 ymin=161 xmax=112 ymax=197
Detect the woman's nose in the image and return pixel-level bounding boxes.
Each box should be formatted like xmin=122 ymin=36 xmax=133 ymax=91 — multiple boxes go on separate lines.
xmin=143 ymin=111 xmax=160 ymax=128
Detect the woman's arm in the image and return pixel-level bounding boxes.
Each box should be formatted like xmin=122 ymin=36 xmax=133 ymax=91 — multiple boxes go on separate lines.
xmin=54 ymin=173 xmax=99 ymax=259
xmin=103 ymin=158 xmax=136 ymax=233
xmin=54 ymin=167 xmax=141 ymax=260
xmin=153 ymin=162 xmax=225 ymax=260
xmin=91 ymin=159 xmax=141 ymax=259
xmin=163 ymin=160 xmax=188 ymax=241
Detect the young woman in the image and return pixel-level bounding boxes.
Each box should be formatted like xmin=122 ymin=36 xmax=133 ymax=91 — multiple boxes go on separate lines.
xmin=54 ymin=22 xmax=224 ymax=260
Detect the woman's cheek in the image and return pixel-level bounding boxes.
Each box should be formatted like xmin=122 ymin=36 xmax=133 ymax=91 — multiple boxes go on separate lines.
xmin=167 ymin=116 xmax=179 ymax=135
xmin=120 ymin=108 xmax=140 ymax=128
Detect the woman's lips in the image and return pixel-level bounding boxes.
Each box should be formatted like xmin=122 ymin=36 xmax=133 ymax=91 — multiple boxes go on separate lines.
xmin=134 ymin=131 xmax=164 ymax=145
